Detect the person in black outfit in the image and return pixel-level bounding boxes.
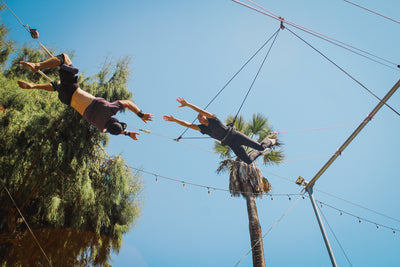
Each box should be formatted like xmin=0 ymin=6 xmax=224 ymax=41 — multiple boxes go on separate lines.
xmin=163 ymin=97 xmax=277 ymax=164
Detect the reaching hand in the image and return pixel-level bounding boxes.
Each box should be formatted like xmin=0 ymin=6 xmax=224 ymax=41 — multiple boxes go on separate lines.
xmin=163 ymin=115 xmax=175 ymax=122
xmin=141 ymin=113 xmax=154 ymax=124
xmin=129 ymin=131 xmax=140 ymax=140
xmin=177 ymin=97 xmax=188 ymax=108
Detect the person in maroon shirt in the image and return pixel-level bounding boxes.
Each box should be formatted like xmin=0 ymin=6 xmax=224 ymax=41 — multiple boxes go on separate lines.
xmin=17 ymin=53 xmax=153 ymax=140
xmin=164 ymin=97 xmax=278 ymax=164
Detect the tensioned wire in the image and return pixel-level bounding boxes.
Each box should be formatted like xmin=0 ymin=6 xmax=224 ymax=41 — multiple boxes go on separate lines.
xmin=319 ymin=207 xmax=353 ymax=267
xmin=285 ymin=26 xmax=400 ymax=117
xmin=176 ymin=26 xmax=282 ymax=140
xmin=234 ymin=0 xmax=400 ymax=69
xmin=343 ymin=0 xmax=400 ymax=25
xmin=234 ymin=196 xmax=302 ymax=266
xmin=0 ymin=178 xmax=53 ymax=266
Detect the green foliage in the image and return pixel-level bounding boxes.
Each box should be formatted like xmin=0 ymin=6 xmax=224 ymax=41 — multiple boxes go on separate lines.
xmin=0 ymin=8 xmax=15 ymax=67
xmin=0 ymin=42 xmax=142 ymax=265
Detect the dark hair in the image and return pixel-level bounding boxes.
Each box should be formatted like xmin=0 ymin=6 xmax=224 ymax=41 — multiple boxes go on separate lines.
xmin=106 ymin=119 xmax=127 ymax=135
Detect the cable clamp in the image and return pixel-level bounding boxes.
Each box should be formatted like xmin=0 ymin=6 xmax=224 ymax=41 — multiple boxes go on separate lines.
xmin=139 ymin=128 xmax=150 ymax=134
xmin=279 ymin=17 xmax=285 ymax=30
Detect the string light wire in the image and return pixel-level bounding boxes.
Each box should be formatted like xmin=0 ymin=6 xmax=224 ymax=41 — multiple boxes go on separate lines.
xmin=316 ymin=200 xmax=400 ymax=233
xmin=128 ymin=164 xmax=300 ymax=199
xmin=316 ymin=189 xmax=400 ymax=224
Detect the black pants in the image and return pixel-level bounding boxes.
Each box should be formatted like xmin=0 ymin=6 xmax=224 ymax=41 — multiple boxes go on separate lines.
xmin=227 ymin=131 xmax=272 ymax=164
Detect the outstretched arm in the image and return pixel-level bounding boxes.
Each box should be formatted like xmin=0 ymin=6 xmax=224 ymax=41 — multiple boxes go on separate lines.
xmin=119 ymin=100 xmax=154 ymax=123
xmin=163 ymin=115 xmax=200 ymax=131
xmin=176 ymin=97 xmax=214 ymax=119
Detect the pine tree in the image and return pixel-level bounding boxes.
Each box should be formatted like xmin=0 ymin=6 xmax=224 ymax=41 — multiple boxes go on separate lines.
xmin=0 ymin=45 xmax=142 ymax=265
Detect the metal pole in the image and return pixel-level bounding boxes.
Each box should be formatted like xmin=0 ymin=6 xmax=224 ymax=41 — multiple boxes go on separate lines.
xmin=307 ymin=78 xmax=400 ymax=189
xmin=306 ymin=186 xmax=337 ymax=267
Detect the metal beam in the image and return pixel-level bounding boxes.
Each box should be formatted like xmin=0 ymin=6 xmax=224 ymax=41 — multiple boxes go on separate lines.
xmin=306 ymin=78 xmax=400 ymax=189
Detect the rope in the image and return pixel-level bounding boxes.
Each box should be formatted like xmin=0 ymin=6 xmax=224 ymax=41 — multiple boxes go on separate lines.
xmin=179 ymin=120 xmax=361 ymax=140
xmin=0 ymin=178 xmax=53 ymax=266
xmin=0 ymin=0 xmax=53 ymax=56
xmin=134 ymin=127 xmax=338 ymax=165
xmin=343 ymin=0 xmax=400 ymax=25
xmin=176 ymin=26 xmax=281 ymax=140
xmin=319 ymin=207 xmax=353 ymax=267
xmin=286 ymin=26 xmax=400 ymax=117
xmin=233 ymin=0 xmax=400 ymax=69
xmin=133 ymin=127 xmax=216 ymax=155
xmin=234 ymin=196 xmax=302 ymax=266
xmin=232 ymin=27 xmax=280 ymax=124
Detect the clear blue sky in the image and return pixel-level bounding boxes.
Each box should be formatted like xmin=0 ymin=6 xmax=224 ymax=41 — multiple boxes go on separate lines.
xmin=2 ymin=0 xmax=400 ymax=266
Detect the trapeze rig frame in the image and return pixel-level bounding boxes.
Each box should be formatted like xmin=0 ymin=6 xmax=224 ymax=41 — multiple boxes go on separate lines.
xmin=296 ymin=78 xmax=400 ymax=267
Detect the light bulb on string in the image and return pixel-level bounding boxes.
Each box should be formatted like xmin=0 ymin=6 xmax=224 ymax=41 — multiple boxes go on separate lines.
xmin=271 ymin=196 xmax=274 ymax=201
xmin=358 ymin=218 xmax=362 ymax=223
xmin=393 ymin=230 xmax=396 ymax=235
xmin=155 ymin=175 xmax=158 ymax=183
xmin=376 ymin=225 xmax=380 ymax=230
xmin=288 ymin=195 xmax=291 ymax=201
xmin=340 ymin=211 xmax=343 ymax=216
xmin=182 ymin=182 xmax=186 ymax=188
xmin=208 ymin=187 xmax=211 ymax=195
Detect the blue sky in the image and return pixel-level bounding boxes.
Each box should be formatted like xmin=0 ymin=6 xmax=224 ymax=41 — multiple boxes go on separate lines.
xmin=2 ymin=0 xmax=400 ymax=266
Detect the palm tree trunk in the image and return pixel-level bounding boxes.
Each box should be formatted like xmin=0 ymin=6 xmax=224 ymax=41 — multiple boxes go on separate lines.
xmin=245 ymin=188 xmax=266 ymax=267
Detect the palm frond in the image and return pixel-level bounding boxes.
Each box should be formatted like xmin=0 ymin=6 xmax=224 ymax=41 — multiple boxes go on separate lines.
xmin=216 ymin=159 xmax=233 ymax=174
xmin=224 ymin=115 xmax=235 ymax=125
xmin=249 ymin=113 xmax=269 ymax=136
xmin=262 ymin=177 xmax=272 ymax=193
xmin=213 ymin=141 xmax=232 ymax=159
xmin=234 ymin=115 xmax=246 ymax=132
xmin=228 ymin=161 xmax=271 ymax=198
xmin=262 ymin=150 xmax=285 ymax=165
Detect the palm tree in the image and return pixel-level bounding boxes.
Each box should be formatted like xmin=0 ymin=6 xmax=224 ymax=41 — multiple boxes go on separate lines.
xmin=215 ymin=113 xmax=284 ymax=267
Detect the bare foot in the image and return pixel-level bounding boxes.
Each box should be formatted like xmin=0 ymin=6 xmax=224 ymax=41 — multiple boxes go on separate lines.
xmin=19 ymin=61 xmax=38 ymax=72
xmin=17 ymin=80 xmax=35 ymax=89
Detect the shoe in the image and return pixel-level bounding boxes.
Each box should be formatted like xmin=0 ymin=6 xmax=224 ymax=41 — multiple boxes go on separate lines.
xmin=261 ymin=137 xmax=281 ymax=151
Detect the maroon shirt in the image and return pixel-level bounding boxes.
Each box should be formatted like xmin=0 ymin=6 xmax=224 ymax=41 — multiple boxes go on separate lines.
xmin=82 ymin=97 xmax=124 ymax=132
